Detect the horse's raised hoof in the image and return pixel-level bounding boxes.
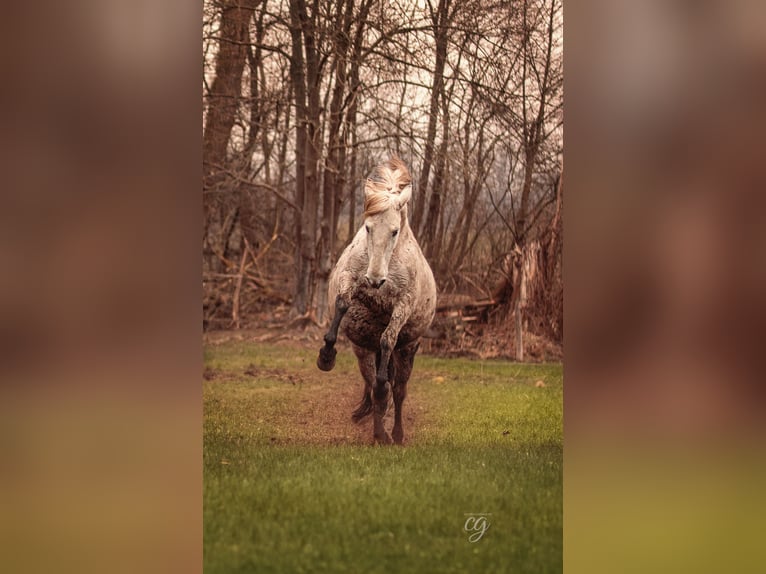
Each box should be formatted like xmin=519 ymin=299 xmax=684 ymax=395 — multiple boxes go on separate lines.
xmin=317 ymin=346 xmax=336 ymax=371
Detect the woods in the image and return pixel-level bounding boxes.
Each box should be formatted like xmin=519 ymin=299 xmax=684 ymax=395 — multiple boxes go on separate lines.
xmin=202 ymin=0 xmax=563 ymax=359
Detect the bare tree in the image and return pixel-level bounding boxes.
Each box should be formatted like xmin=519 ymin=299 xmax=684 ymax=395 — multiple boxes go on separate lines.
xmin=201 ymin=0 xmax=564 ymax=360
xmin=203 ymin=0 xmax=258 ymax=276
xmin=411 ymin=0 xmax=452 ymax=236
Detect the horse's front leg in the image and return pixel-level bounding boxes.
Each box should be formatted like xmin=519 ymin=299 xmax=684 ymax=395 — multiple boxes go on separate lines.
xmin=372 ymin=304 xmax=410 ymax=444
xmin=317 ymin=295 xmax=349 ymax=371
xmin=392 ymin=341 xmax=419 ymax=445
xmin=371 ymin=353 xmax=395 ymax=444
xmin=375 ymin=305 xmax=410 ymax=387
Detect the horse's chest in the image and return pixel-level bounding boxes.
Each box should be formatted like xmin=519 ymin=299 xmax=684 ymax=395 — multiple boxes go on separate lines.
xmin=341 ymin=288 xmax=413 ymax=350
xmin=342 ymin=309 xmax=423 ymax=353
xmin=342 ymin=303 xmax=390 ymax=349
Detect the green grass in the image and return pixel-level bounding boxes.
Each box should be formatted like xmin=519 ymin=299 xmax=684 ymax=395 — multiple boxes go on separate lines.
xmin=204 ymin=340 xmax=562 ymax=573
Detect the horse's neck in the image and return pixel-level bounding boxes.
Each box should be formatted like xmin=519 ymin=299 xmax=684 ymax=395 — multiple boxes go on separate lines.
xmin=399 ymin=205 xmax=412 ymax=234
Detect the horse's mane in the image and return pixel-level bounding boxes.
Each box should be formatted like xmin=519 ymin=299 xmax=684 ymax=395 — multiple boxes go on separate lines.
xmin=364 ymin=157 xmax=412 ymax=217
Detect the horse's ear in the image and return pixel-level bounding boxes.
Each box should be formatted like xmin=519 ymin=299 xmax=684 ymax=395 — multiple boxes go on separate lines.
xmin=396 ymin=184 xmax=412 ymax=209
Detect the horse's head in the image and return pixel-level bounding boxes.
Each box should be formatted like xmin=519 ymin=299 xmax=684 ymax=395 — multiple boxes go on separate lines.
xmin=362 ymin=177 xmax=412 ymax=289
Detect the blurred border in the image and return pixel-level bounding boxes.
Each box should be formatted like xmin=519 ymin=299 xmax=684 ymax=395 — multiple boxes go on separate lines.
xmin=0 ymin=1 xmax=202 ymax=573
xmin=566 ymin=1 xmax=766 ymax=572
xmin=2 ymin=0 xmax=765 ymax=572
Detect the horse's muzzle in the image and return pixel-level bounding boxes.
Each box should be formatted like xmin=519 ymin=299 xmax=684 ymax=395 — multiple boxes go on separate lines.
xmin=365 ymin=275 xmax=386 ymax=289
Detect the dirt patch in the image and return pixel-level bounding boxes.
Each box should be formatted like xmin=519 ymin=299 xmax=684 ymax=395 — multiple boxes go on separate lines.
xmin=251 ymin=363 xmax=422 ymax=447
xmin=204 ymin=329 xmax=427 ymax=446
xmin=203 ymin=326 xmax=324 ymax=349
xmin=278 ymin=380 xmax=370 ymax=446
xmin=203 ymin=366 xmax=220 ymax=381
xmin=203 ymin=365 xmax=247 ymax=382
xmin=243 ymin=364 xmax=306 ymax=386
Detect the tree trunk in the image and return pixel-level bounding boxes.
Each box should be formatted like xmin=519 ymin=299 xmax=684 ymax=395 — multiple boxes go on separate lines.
xmin=245 ymin=2 xmax=268 ymax=155
xmin=514 ymin=295 xmax=524 ymax=361
xmin=203 ymin=0 xmax=256 ymax=177
xmin=317 ymin=0 xmax=355 ymax=324
xmin=423 ymin=85 xmax=450 ymax=261
xmin=344 ymin=0 xmax=372 ymax=244
xmin=288 ymin=0 xmax=310 ymax=314
xmin=411 ymin=0 xmax=450 ymax=236
xmin=203 ymin=0 xmax=256 ymax=275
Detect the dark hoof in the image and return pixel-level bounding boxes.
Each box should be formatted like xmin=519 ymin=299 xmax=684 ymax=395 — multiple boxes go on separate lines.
xmin=374 ymin=431 xmax=393 ymax=445
xmin=317 ymin=346 xmax=336 ymax=371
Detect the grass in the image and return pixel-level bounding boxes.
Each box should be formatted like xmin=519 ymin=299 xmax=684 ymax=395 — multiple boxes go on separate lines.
xmin=204 ymin=340 xmax=562 ymax=573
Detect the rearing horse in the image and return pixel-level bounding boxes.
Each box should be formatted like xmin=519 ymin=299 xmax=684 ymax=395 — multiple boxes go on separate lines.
xmin=317 ymin=157 xmax=437 ymax=445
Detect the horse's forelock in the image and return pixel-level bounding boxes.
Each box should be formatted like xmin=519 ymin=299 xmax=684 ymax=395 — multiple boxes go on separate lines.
xmin=363 ymin=158 xmax=413 ymax=216
xmin=386 ymin=157 xmax=412 ymax=186
xmin=363 ymin=189 xmax=393 ymax=217
xmin=371 ymin=158 xmax=412 ymax=187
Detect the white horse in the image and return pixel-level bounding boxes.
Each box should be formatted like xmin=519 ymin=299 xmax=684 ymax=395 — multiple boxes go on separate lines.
xmin=317 ymin=157 xmax=437 ymax=444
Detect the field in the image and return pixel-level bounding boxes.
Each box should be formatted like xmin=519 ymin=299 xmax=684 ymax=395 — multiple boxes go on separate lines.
xmin=203 ymin=338 xmax=563 ymax=573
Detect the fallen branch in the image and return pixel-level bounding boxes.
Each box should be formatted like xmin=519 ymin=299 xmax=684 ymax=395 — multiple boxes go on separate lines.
xmin=231 ymin=248 xmax=248 ymax=329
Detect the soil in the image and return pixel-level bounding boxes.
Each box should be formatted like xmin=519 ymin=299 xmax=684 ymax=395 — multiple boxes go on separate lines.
xmin=204 ymin=328 xmax=418 ymax=446
xmin=203 ymin=304 xmax=561 ymax=445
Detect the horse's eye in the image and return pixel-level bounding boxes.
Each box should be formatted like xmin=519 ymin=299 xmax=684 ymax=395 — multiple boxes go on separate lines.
xmin=392 ymin=229 xmax=399 ymax=237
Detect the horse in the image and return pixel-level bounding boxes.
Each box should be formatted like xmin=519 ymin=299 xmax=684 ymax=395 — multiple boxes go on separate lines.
xmin=317 ymin=157 xmax=437 ymax=445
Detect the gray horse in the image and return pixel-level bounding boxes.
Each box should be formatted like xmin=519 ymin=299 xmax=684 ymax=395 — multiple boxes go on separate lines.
xmin=317 ymin=157 xmax=437 ymax=445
